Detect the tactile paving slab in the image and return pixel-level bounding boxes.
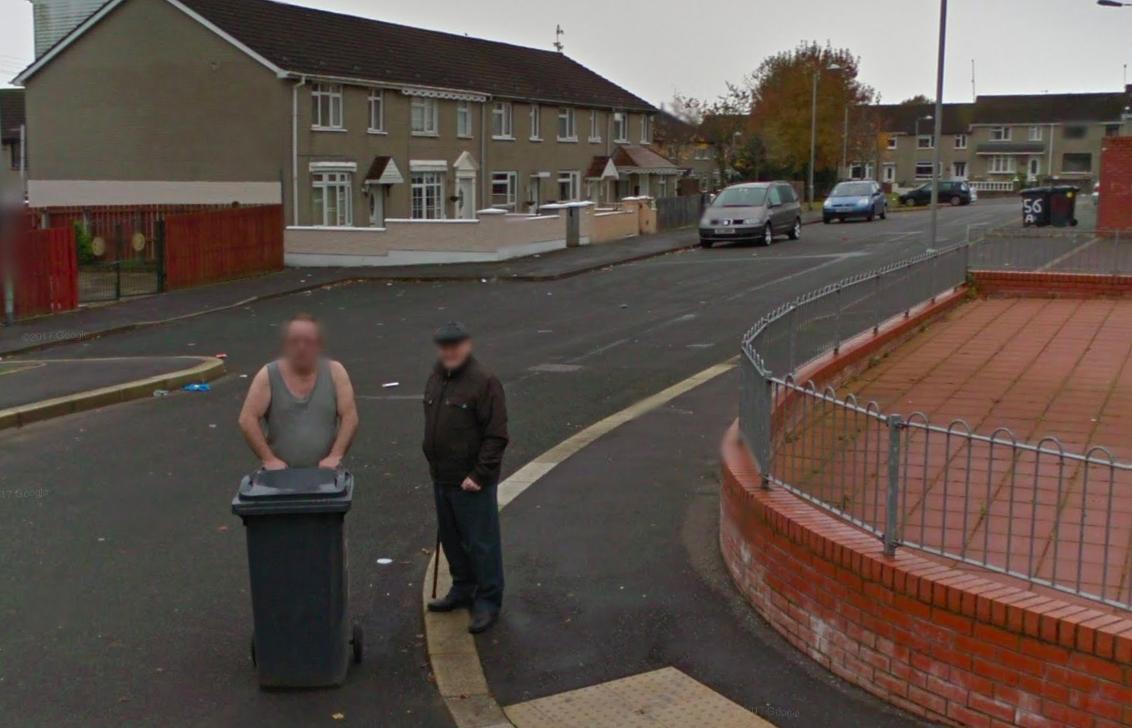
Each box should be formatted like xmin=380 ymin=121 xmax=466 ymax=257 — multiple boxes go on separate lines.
xmin=503 ymin=667 xmax=775 ymax=728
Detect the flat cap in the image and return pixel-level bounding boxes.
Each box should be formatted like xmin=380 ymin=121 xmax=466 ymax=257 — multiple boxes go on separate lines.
xmin=433 ymin=321 xmax=470 ymax=344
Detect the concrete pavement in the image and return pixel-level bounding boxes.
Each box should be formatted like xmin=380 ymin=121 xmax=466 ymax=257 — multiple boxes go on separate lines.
xmin=0 ymin=200 xmax=1015 ymax=727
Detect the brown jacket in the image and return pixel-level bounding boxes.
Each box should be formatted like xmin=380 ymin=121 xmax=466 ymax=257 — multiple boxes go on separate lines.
xmin=422 ymin=357 xmax=509 ymax=486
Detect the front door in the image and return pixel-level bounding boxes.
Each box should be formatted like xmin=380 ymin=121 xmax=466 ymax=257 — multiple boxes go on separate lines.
xmin=1028 ymin=158 xmax=1040 ymax=181
xmin=457 ymin=177 xmax=476 ymax=220
xmin=369 ymin=188 xmax=384 ymax=227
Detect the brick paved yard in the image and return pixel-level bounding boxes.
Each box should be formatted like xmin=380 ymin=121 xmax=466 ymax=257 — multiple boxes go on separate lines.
xmin=776 ymin=298 xmax=1132 ymax=607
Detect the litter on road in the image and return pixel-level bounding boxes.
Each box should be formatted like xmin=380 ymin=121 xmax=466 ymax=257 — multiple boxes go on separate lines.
xmin=382 ymin=382 xmax=400 ymax=388
xmin=183 ymin=383 xmax=211 ymax=392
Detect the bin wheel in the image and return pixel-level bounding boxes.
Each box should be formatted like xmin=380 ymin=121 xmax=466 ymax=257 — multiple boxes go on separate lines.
xmin=351 ymin=624 xmax=363 ymax=664
xmin=250 ymin=633 xmax=256 ymax=667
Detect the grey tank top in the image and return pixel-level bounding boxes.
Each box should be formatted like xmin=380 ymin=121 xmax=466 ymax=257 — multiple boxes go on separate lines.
xmin=264 ymin=359 xmax=339 ymax=468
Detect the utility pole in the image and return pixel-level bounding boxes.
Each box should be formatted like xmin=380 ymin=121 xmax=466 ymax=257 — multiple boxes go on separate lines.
xmin=809 ymin=70 xmax=819 ymax=204
xmin=841 ymin=105 xmax=849 ymax=179
xmin=928 ymin=0 xmax=948 ymax=252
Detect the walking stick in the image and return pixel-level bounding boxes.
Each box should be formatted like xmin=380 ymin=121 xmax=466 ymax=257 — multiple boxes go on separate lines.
xmin=431 ymin=530 xmax=440 ymax=599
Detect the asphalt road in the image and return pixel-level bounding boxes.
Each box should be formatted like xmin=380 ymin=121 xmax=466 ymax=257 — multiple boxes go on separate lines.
xmin=0 ymin=357 xmax=209 ymax=410
xmin=0 ymin=199 xmax=1017 ymax=728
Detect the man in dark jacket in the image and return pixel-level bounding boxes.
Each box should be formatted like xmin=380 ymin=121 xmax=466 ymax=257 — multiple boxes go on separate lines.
xmin=423 ymin=322 xmax=509 ymax=633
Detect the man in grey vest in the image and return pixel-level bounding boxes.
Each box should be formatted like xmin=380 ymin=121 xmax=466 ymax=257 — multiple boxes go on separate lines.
xmin=423 ymin=322 xmax=509 ymax=634
xmin=238 ymin=313 xmax=359 ymax=470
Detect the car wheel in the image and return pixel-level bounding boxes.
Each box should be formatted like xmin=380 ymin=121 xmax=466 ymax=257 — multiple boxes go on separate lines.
xmin=762 ymin=223 xmax=774 ymax=246
xmin=788 ymin=218 xmax=801 ymax=240
xmin=823 ymin=216 xmax=831 ymax=224
xmin=867 ymin=206 xmax=875 ymax=222
xmin=950 ymin=196 xmax=961 ymax=206
xmin=880 ymin=205 xmax=887 ymax=220
xmin=699 ymin=238 xmax=714 ymax=249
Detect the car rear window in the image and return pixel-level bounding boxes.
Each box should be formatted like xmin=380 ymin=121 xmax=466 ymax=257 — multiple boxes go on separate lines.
xmin=831 ymin=182 xmax=873 ymax=197
xmin=713 ymin=186 xmax=768 ymax=207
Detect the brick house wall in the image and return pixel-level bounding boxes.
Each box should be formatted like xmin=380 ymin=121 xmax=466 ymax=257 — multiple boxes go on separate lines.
xmin=1099 ymin=137 xmax=1132 ymax=232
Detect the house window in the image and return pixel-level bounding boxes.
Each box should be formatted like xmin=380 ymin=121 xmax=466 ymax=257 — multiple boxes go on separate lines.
xmin=954 ymin=134 xmax=967 ymax=149
xmin=915 ymin=161 xmax=939 ymax=179
xmin=882 ymin=164 xmax=896 ymax=183
xmin=411 ymin=97 xmax=438 ymax=135
xmin=1028 ymin=126 xmax=1043 ymax=142
xmin=886 ymin=136 xmax=898 ymax=150
xmin=657 ymin=176 xmax=668 ymax=198
xmin=613 ymin=112 xmax=628 ymax=142
xmin=456 ymin=101 xmax=472 ymax=138
xmin=557 ymin=170 xmax=580 ymax=201
xmin=989 ymin=155 xmax=1015 ymax=174
xmin=953 ymin=161 xmax=967 ymax=178
xmin=529 ymin=105 xmax=541 ymax=140
xmin=527 ymin=174 xmax=542 ymax=210
xmin=990 ymin=126 xmax=1011 ymax=142
xmin=311 ymin=171 xmax=352 ymax=226
xmin=10 ymin=142 xmax=21 ymax=171
xmin=589 ymin=111 xmax=601 ymax=142
xmin=311 ymin=83 xmax=343 ymax=129
xmin=1062 ymin=153 xmax=1092 ymax=173
xmin=410 ymin=172 xmax=445 ymax=219
xmin=640 ymin=115 xmax=651 ymax=143
xmin=492 ymin=102 xmax=513 ymax=139
xmin=1062 ymin=125 xmax=1088 ymax=140
xmin=1106 ymin=124 xmax=1122 ymax=137
xmin=917 ymin=135 xmax=934 ymax=149
xmin=491 ymin=171 xmax=518 ymax=210
xmin=368 ymin=89 xmax=384 ymax=132
xmin=557 ymin=108 xmax=576 ymax=141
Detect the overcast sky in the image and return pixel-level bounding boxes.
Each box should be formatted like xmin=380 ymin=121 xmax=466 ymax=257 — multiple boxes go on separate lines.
xmin=2 ymin=0 xmax=1130 ymax=103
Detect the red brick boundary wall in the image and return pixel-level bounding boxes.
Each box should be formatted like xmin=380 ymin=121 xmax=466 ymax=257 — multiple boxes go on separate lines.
xmin=1099 ymin=137 xmax=1132 ymax=233
xmin=973 ymin=271 xmax=1132 ymax=299
xmin=721 ymin=281 xmax=1132 ymax=727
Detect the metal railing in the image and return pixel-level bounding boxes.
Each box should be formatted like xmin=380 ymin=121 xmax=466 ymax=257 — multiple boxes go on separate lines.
xmin=739 ymin=234 xmax=1132 ymax=609
xmin=971 ymin=228 xmax=1130 ymax=276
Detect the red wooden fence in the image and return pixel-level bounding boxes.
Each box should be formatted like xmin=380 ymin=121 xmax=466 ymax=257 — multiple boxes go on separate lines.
xmin=163 ymin=205 xmax=284 ymax=290
xmin=38 ymin=204 xmax=225 ymax=261
xmin=7 ymin=217 xmax=79 ymax=318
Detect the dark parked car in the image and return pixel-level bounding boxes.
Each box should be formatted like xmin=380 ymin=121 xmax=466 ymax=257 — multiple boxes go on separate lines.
xmin=699 ymin=182 xmax=802 ymax=248
xmin=823 ymin=180 xmax=887 ymax=223
xmin=899 ymin=180 xmax=972 ymax=207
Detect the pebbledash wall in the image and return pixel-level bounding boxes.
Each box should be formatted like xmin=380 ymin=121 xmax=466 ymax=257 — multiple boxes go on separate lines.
xmin=721 ymin=279 xmax=1132 ymax=728
xmin=1099 ymin=137 xmax=1132 ymax=233
xmin=283 ymin=198 xmax=654 ymax=266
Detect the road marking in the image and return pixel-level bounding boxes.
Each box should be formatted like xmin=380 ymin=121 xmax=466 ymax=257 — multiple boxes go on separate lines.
xmin=528 ymin=363 xmax=584 ymax=373
xmin=422 ymin=358 xmax=737 ymax=728
xmin=1039 ymin=236 xmax=1102 ymax=271
xmin=504 ymin=667 xmax=777 ymax=728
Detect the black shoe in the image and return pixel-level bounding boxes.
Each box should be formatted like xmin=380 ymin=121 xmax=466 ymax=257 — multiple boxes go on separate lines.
xmin=427 ymin=593 xmax=473 ymax=613
xmin=468 ymin=609 xmax=499 ymax=634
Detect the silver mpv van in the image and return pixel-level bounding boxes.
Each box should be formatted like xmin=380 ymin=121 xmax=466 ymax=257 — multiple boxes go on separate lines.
xmin=699 ymin=182 xmax=803 ymax=248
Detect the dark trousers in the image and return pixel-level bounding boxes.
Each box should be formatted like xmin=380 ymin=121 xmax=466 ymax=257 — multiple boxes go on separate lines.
xmin=433 ymin=481 xmax=504 ymax=611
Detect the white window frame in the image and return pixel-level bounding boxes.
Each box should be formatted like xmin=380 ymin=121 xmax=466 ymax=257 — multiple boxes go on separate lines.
xmin=657 ymin=175 xmax=668 ymax=198
xmin=914 ymin=161 xmax=939 ymax=179
xmin=882 ymin=163 xmax=896 ymax=183
xmin=613 ymin=111 xmax=628 ymax=142
xmin=529 ymin=105 xmax=541 ymax=141
xmin=557 ymin=107 xmax=576 ymax=141
xmin=917 ymin=135 xmax=934 ymax=150
xmin=492 ymin=102 xmax=514 ymax=139
xmin=311 ymin=83 xmax=344 ymax=130
xmin=368 ymin=88 xmax=385 ymax=133
xmin=640 ymin=115 xmax=652 ymax=143
xmin=411 ymin=97 xmax=438 ymax=136
xmin=456 ymin=101 xmax=473 ymax=138
xmin=557 ymin=170 xmax=580 ymax=201
xmin=954 ymin=134 xmax=967 ymax=149
xmin=490 ymin=171 xmax=518 ymax=210
xmin=886 ymin=136 xmax=898 ymax=150
xmin=1028 ymin=126 xmax=1043 ymax=142
xmin=311 ymin=171 xmax=352 ymax=226
xmin=990 ymin=126 xmax=1012 ymax=142
xmin=589 ymin=111 xmax=602 ymax=142
xmin=410 ymin=172 xmax=446 ymax=219
xmin=989 ymin=155 xmax=1016 ymax=174
xmin=953 ymin=161 xmax=968 ymax=179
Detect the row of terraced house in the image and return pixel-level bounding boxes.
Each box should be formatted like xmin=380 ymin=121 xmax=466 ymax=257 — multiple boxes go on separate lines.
xmin=12 ymin=0 xmax=685 ymax=264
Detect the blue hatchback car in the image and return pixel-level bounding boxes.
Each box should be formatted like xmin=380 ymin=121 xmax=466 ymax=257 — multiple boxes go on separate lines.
xmin=823 ymin=180 xmax=887 ymax=223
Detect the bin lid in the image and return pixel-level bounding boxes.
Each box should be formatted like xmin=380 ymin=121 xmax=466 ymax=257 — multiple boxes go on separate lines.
xmin=232 ymin=468 xmax=353 ymax=516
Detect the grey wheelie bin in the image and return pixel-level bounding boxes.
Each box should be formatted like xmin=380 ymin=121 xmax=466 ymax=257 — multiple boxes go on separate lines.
xmin=232 ymin=467 xmax=362 ymax=688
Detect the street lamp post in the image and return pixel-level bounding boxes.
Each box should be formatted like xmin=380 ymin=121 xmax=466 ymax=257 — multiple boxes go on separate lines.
xmin=809 ymin=63 xmax=843 ymax=205
xmin=927 ymin=0 xmax=949 ymax=252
